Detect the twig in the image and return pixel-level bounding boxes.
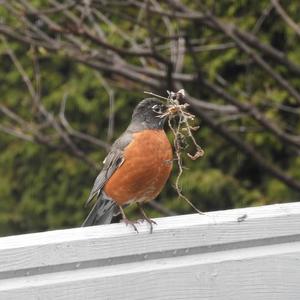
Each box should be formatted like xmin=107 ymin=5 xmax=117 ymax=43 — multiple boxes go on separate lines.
xmin=0 ymin=124 xmax=34 ymax=142
xmin=59 ymin=94 xmax=110 ymax=151
xmin=146 ymin=89 xmax=205 ymax=214
xmin=94 ymin=72 xmax=115 ymax=142
xmin=167 ymin=90 xmax=205 ymax=214
xmin=272 ymin=0 xmax=300 ymax=38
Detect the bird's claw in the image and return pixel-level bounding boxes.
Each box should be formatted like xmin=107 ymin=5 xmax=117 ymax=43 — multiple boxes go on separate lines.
xmin=120 ymin=218 xmax=139 ymax=233
xmin=138 ymin=218 xmax=157 ymax=233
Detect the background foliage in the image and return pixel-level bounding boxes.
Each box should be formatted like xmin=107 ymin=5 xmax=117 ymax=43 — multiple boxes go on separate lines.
xmin=0 ymin=0 xmax=300 ymax=236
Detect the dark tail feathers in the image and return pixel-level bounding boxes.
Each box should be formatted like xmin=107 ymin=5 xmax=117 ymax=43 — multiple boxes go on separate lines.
xmin=82 ymin=198 xmax=118 ymax=227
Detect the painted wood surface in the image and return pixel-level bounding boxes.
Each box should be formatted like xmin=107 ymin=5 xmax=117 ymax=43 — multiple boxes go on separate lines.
xmin=0 ymin=203 xmax=300 ymax=299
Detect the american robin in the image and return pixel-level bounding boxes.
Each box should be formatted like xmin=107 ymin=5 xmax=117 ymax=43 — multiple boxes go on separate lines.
xmin=82 ymin=98 xmax=173 ymax=233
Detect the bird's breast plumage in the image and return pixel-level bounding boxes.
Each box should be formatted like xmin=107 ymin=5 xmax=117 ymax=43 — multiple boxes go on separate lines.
xmin=103 ymin=129 xmax=173 ymax=205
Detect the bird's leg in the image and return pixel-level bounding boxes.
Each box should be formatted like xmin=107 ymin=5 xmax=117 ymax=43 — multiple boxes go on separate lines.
xmin=137 ymin=203 xmax=157 ymax=234
xmin=119 ymin=205 xmax=139 ymax=233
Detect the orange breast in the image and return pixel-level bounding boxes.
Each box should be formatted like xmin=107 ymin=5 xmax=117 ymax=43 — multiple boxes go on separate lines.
xmin=103 ymin=129 xmax=173 ymax=205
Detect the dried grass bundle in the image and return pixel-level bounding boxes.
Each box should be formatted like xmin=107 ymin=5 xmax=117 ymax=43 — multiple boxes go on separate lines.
xmin=144 ymin=89 xmax=205 ymax=214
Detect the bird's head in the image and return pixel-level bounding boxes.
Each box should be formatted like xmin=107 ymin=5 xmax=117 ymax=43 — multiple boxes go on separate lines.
xmin=130 ymin=98 xmax=168 ymax=130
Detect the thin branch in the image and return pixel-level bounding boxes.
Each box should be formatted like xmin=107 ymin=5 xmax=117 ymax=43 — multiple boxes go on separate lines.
xmin=1 ymin=36 xmax=38 ymax=103
xmin=181 ymin=87 xmax=300 ymax=193
xmin=200 ymin=79 xmax=300 ymax=148
xmin=163 ymin=0 xmax=300 ymax=76
xmin=0 ymin=124 xmax=34 ymax=142
xmin=0 ymin=105 xmax=28 ymax=127
xmin=272 ymin=0 xmax=300 ymax=38
xmin=94 ymin=72 xmax=115 ymax=142
xmin=208 ymin=14 xmax=300 ymax=105
xmin=59 ymin=94 xmax=110 ymax=151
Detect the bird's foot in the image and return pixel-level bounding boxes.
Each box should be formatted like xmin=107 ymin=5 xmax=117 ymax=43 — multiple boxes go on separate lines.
xmin=138 ymin=217 xmax=157 ymax=234
xmin=120 ymin=218 xmax=139 ymax=233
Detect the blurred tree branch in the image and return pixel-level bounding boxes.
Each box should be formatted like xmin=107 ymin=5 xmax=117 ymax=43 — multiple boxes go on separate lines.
xmin=272 ymin=0 xmax=300 ymax=38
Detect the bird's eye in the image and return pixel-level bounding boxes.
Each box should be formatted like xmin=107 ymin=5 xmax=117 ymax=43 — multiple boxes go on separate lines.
xmin=152 ymin=104 xmax=162 ymax=113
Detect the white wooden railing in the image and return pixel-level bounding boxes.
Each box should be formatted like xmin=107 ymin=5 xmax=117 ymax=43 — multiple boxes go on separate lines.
xmin=0 ymin=202 xmax=300 ymax=299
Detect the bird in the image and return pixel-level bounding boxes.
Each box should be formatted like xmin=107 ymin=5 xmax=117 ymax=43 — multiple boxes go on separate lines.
xmin=82 ymin=98 xmax=173 ymax=233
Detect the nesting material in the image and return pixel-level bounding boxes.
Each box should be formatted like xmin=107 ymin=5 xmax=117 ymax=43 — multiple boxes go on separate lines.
xmin=144 ymin=89 xmax=205 ymax=214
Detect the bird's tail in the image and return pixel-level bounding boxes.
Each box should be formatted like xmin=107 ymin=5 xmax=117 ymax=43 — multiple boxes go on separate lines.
xmin=82 ymin=197 xmax=118 ymax=227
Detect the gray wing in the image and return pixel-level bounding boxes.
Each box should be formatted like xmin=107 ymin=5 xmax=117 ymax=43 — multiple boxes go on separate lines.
xmin=85 ymin=131 xmax=132 ymax=206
